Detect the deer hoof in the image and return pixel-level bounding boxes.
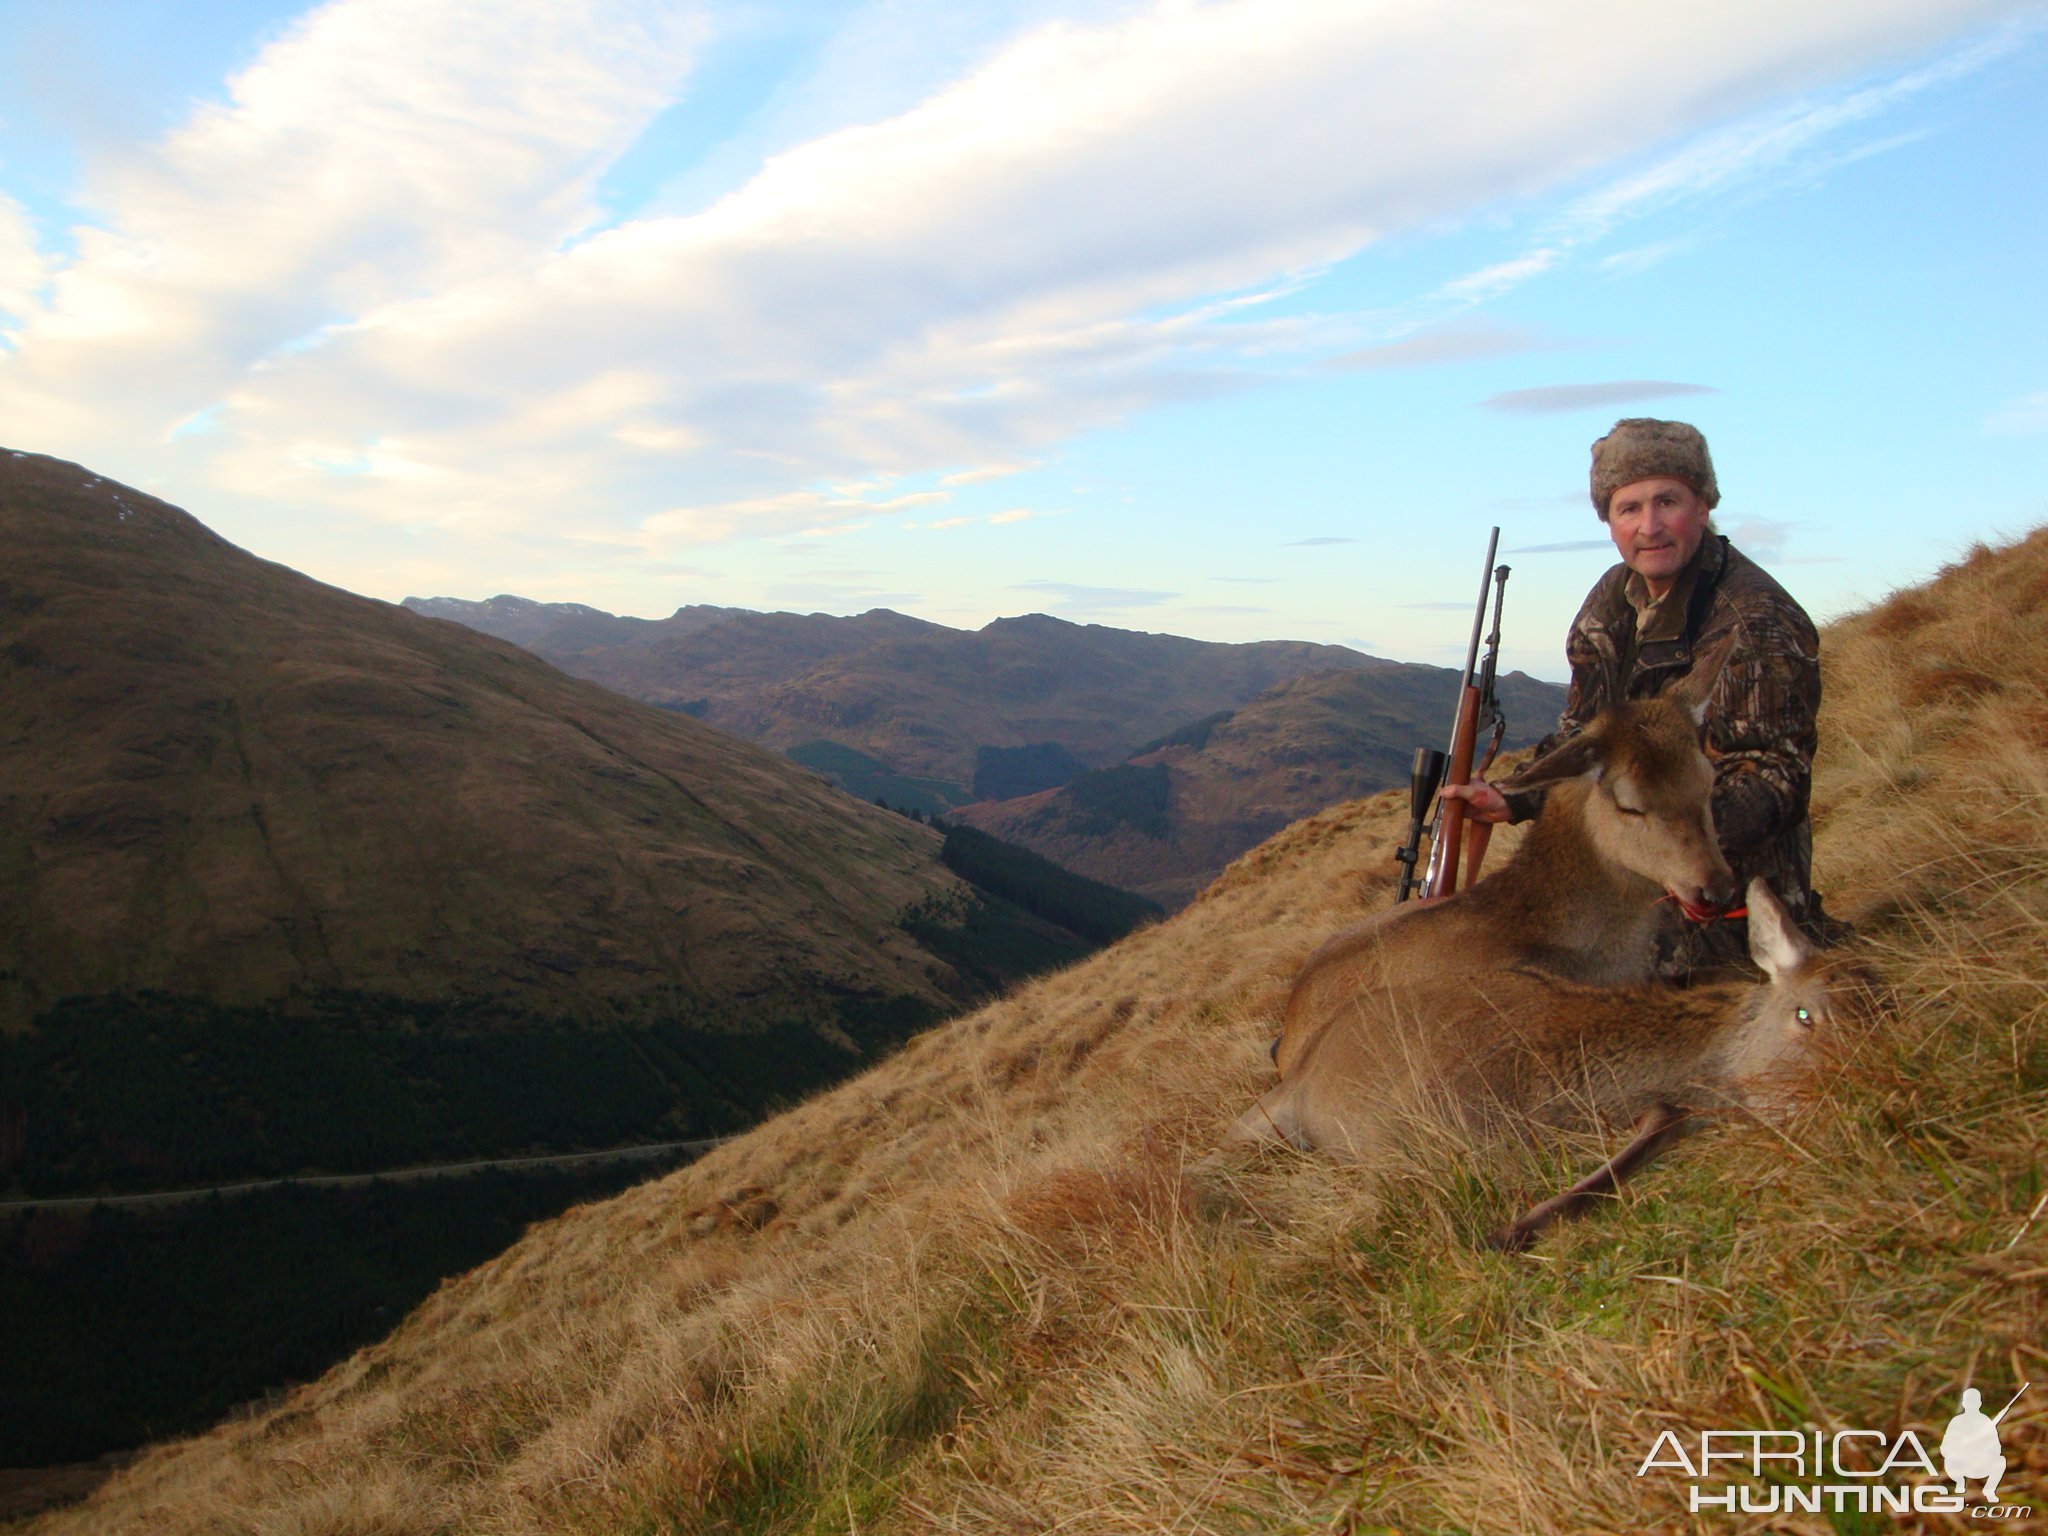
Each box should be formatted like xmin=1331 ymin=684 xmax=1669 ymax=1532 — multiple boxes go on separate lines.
xmin=1483 ymin=1221 xmax=1537 ymax=1254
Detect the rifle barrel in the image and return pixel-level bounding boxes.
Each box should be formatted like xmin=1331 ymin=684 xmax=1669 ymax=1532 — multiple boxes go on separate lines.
xmin=1420 ymin=528 xmax=1500 ymax=901
xmin=1992 ymin=1381 xmax=2031 ymax=1424
xmin=1445 ymin=528 xmax=1501 ymax=765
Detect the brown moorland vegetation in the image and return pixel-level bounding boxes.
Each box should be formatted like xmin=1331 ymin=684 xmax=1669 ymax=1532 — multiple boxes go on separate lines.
xmin=17 ymin=530 xmax=2048 ymax=1534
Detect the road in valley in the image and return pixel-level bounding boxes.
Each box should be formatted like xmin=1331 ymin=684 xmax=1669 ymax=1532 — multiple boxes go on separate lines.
xmin=0 ymin=1137 xmax=727 ymax=1213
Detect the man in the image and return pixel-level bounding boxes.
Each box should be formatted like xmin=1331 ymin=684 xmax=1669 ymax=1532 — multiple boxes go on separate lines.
xmin=1940 ymin=1387 xmax=2010 ymax=1503
xmin=1447 ymin=418 xmax=1824 ymax=976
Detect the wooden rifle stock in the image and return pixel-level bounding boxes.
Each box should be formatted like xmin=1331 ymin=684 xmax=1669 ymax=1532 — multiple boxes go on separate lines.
xmin=1429 ymin=685 xmax=1481 ymax=898
xmin=1411 ymin=533 xmax=1510 ymax=903
xmin=1460 ymin=816 xmax=1494 ymax=891
xmin=1458 ymin=718 xmax=1511 ymax=886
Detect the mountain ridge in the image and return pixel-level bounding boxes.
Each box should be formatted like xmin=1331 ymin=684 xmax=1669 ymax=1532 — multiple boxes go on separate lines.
xmin=401 ymin=590 xmax=1419 ymax=801
xmin=954 ymin=662 xmax=1565 ymax=906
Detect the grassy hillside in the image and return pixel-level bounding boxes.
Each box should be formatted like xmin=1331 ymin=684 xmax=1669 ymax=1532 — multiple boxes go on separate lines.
xmin=19 ymin=532 xmax=2048 ymax=1533
xmin=0 ymin=448 xmax=967 ymax=1031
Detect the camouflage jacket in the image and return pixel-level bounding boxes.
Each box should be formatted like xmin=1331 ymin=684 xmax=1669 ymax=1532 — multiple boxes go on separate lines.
xmin=1500 ymin=535 xmax=1821 ymax=963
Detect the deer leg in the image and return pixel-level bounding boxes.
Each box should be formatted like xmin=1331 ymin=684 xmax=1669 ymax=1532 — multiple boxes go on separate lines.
xmin=1485 ymin=1102 xmax=1690 ymax=1253
xmin=1218 ymin=1083 xmax=1307 ymax=1152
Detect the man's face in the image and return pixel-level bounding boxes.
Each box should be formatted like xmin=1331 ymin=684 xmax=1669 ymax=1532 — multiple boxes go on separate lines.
xmin=1605 ymin=476 xmax=1711 ymax=596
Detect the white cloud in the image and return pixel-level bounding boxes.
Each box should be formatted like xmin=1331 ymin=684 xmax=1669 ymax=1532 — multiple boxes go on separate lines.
xmin=925 ymin=505 xmax=1043 ymax=529
xmin=1324 ymin=317 xmax=1564 ymax=372
xmin=1482 ymin=380 xmax=1718 ymax=414
xmin=0 ymin=0 xmax=702 ymax=444
xmin=0 ymin=194 xmax=49 ymax=322
xmin=1554 ymin=25 xmax=2028 ymax=242
xmin=1599 ymin=237 xmax=1700 ymax=277
xmin=1988 ymin=390 xmax=2048 ymax=436
xmin=941 ymin=460 xmax=1036 ymax=485
xmin=0 ymin=0 xmax=2022 ymax=565
xmin=1011 ymin=579 xmax=1179 ymax=614
xmin=1355 ymin=14 xmax=2036 ymax=327
xmin=1723 ymin=516 xmax=1793 ymax=558
xmin=640 ymin=484 xmax=949 ymax=544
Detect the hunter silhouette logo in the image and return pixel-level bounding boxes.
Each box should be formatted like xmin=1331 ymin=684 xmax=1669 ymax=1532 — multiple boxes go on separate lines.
xmin=1635 ymin=1379 xmax=2033 ymax=1519
xmin=1944 ymin=1385 xmax=2028 ymax=1503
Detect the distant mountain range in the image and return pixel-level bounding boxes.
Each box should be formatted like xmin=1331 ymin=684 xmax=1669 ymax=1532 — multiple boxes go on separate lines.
xmin=404 ymin=594 xmax=1567 ymax=905
xmin=954 ymin=665 xmax=1564 ymax=907
xmin=402 ymin=593 xmax=1397 ymax=808
xmin=0 ymin=449 xmax=1143 ymax=1196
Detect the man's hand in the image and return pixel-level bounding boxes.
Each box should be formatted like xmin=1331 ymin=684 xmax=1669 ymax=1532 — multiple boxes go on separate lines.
xmin=1440 ymin=779 xmax=1509 ymax=824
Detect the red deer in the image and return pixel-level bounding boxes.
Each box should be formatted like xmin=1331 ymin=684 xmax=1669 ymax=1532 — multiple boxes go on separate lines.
xmin=1272 ymin=643 xmax=1738 ymax=1086
xmin=1225 ymin=879 xmax=1864 ymax=1248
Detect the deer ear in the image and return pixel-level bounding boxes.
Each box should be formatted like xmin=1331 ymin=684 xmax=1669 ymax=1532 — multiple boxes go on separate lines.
xmin=1511 ymin=730 xmax=1605 ymax=790
xmin=1669 ymin=630 xmax=1738 ymax=730
xmin=1745 ymin=879 xmax=1812 ymax=979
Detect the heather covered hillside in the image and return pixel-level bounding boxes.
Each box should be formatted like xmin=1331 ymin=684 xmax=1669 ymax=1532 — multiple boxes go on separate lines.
xmin=22 ymin=532 xmax=2048 ymax=1533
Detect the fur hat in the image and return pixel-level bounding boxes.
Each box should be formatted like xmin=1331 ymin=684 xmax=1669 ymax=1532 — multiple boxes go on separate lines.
xmin=1590 ymin=418 xmax=1719 ymax=519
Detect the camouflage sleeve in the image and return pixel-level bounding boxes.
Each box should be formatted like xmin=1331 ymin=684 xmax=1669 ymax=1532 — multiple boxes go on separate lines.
xmin=1701 ymin=606 xmax=1820 ymax=860
xmin=1499 ymin=596 xmax=1609 ymax=824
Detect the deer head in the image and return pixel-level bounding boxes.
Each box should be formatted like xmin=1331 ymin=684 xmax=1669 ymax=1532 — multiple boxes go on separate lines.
xmin=1514 ymin=633 xmax=1738 ymax=913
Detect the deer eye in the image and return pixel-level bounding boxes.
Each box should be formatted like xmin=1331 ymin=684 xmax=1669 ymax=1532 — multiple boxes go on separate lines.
xmin=1613 ymin=800 xmax=1646 ymax=817
xmin=1795 ymin=1007 xmax=1813 ymax=1025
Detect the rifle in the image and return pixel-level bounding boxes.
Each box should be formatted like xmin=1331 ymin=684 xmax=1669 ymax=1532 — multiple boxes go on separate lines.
xmin=1394 ymin=529 xmax=1510 ymax=902
xmin=1991 ymin=1382 xmax=2031 ymax=1425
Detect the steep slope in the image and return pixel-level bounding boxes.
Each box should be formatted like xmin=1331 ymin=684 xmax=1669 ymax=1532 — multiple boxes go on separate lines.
xmin=0 ymin=449 xmax=971 ymax=1024
xmin=404 ymin=593 xmax=1399 ymax=803
xmin=956 ymin=663 xmax=1566 ymax=906
xmin=0 ymin=449 xmax=1102 ymax=1193
xmin=24 ymin=531 xmax=2048 ymax=1534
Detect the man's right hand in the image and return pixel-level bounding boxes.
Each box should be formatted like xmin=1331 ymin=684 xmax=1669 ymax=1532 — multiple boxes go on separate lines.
xmin=1440 ymin=779 xmax=1509 ymax=824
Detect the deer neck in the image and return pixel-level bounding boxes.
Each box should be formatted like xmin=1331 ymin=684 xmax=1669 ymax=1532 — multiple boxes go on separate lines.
xmin=1502 ymin=779 xmax=1669 ymax=980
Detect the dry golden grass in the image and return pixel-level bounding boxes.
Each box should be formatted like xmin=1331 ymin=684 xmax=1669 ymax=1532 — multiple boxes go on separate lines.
xmin=18 ymin=531 xmax=2048 ymax=1535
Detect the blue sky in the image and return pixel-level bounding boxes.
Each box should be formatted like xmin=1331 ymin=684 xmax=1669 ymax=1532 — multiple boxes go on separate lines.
xmin=1 ymin=0 xmax=2043 ymax=680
